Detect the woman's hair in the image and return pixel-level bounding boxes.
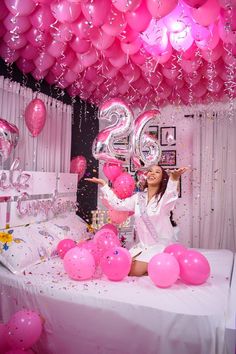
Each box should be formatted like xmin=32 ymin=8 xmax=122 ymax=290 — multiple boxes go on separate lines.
xmin=170 ymin=210 xmax=177 ymax=227
xmin=142 ymin=165 xmax=169 ymax=203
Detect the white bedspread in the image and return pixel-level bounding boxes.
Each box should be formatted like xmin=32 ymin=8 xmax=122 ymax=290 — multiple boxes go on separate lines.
xmin=0 ymin=249 xmax=235 ymax=354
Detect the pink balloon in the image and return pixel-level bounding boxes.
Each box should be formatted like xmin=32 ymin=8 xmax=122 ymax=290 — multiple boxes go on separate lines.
xmin=70 ymin=156 xmax=87 ymax=181
xmin=100 ymin=223 xmax=118 ymax=235
xmin=183 ymin=0 xmax=207 ymax=6
xmin=146 ymin=0 xmax=178 ymax=18
xmin=20 ymin=44 xmax=38 ymax=60
xmin=178 ymin=250 xmax=211 ymax=285
xmin=51 ymin=22 xmax=73 ymax=42
xmin=51 ymin=0 xmax=81 ymax=23
xmin=47 ymin=39 xmax=66 ymax=58
xmin=27 ymin=27 xmax=50 ymax=47
xmin=164 ymin=243 xmax=187 ymax=261
xmin=108 ymin=209 xmax=130 ymax=224
xmin=34 ymin=51 xmax=55 ymax=71
xmin=80 ymin=47 xmax=99 ymax=68
xmin=63 ymin=247 xmax=96 ymax=280
xmin=57 ymin=239 xmax=76 ymax=259
xmin=109 ymin=49 xmax=126 ymax=68
xmin=170 ymin=27 xmax=194 ymax=52
xmin=30 ymin=5 xmax=55 ymax=30
xmin=16 ymin=58 xmax=35 ymax=74
xmin=77 ymin=239 xmax=102 ymax=265
xmin=6 ymin=310 xmax=43 ymax=349
xmin=113 ymin=172 xmax=135 ymax=199
xmin=118 ymin=25 xmax=139 ymax=43
xmin=81 ymin=0 xmax=111 ymax=26
xmin=126 ymin=2 xmax=151 ymax=32
xmin=0 ymin=1 xmax=8 ymax=21
xmin=94 ymin=229 xmax=121 ymax=255
xmin=148 ymin=253 xmax=180 ymax=288
xmin=70 ymin=36 xmax=90 ymax=54
xmin=191 ymin=0 xmax=221 ymax=26
xmin=0 ymin=322 xmax=10 ymax=353
xmin=4 ymin=32 xmax=27 ymax=50
xmin=90 ymin=28 xmax=115 ymax=50
xmin=112 ymin=0 xmax=141 ymax=12
xmin=102 ymin=6 xmax=126 ymax=36
xmin=121 ymin=37 xmax=142 ymax=55
xmin=100 ymin=246 xmax=132 ymax=281
xmin=25 ymin=99 xmax=46 ymax=137
xmin=5 ymin=0 xmax=36 ymax=16
xmin=103 ymin=162 xmax=123 ymax=182
xmin=4 ymin=14 xmax=31 ymax=34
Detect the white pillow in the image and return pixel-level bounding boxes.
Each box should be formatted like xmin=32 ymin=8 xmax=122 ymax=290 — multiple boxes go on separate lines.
xmin=0 ymin=213 xmax=89 ymax=274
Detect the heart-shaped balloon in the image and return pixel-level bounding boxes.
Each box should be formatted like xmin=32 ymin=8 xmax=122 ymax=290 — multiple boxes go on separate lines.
xmin=0 ymin=118 xmax=19 ymax=162
xmin=70 ymin=155 xmax=87 ymax=181
xmin=25 ymin=98 xmax=46 ymax=137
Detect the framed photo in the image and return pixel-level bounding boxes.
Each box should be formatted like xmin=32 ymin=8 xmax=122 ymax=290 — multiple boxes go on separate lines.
xmin=113 ymin=136 xmax=129 ymax=146
xmin=160 ymin=126 xmax=176 ymax=146
xmin=159 ymin=150 xmax=176 ymax=166
xmin=165 ymin=168 xmax=182 ymax=198
xmin=129 ymin=159 xmax=135 ymax=173
xmin=147 ymin=125 xmax=159 ymax=140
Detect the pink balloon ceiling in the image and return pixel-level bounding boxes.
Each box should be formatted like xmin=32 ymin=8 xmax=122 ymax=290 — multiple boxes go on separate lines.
xmin=0 ymin=0 xmax=236 ymax=107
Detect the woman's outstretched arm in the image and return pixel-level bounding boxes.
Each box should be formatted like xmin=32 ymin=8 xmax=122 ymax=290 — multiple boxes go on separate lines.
xmin=85 ymin=177 xmax=137 ymax=211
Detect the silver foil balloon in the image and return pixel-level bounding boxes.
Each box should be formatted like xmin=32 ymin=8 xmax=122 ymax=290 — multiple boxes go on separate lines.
xmin=92 ymin=98 xmax=133 ymax=164
xmin=0 ymin=118 xmax=19 ymax=162
xmin=131 ymin=110 xmax=161 ymax=169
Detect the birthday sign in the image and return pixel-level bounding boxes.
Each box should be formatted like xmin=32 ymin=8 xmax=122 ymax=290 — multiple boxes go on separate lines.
xmin=0 ymin=159 xmax=31 ymax=192
xmin=0 ymin=167 xmax=78 ymax=229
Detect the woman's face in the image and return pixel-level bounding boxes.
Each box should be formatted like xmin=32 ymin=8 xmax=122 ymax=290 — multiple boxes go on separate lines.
xmin=146 ymin=165 xmax=163 ymax=186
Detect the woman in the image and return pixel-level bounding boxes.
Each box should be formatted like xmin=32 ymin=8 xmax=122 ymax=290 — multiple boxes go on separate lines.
xmin=85 ymin=165 xmax=188 ymax=276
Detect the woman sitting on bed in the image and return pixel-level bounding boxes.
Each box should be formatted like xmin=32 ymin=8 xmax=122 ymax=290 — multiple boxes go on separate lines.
xmin=85 ymin=165 xmax=188 ymax=277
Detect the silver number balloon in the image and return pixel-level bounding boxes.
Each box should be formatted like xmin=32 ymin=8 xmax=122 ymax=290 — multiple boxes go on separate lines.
xmin=131 ymin=110 xmax=161 ymax=169
xmin=0 ymin=118 xmax=19 ymax=162
xmin=92 ymin=98 xmax=133 ymax=164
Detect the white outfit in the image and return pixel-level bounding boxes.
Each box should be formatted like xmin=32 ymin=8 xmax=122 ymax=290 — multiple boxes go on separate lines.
xmin=101 ymin=179 xmax=179 ymax=262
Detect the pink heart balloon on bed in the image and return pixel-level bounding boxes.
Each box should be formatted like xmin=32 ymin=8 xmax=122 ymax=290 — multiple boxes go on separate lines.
xmin=70 ymin=155 xmax=87 ymax=181
xmin=25 ymin=98 xmax=46 ymax=137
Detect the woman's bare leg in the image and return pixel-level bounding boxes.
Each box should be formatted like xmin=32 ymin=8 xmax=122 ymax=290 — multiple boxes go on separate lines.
xmin=129 ymin=260 xmax=148 ymax=276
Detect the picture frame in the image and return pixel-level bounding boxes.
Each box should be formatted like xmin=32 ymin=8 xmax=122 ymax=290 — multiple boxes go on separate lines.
xmin=165 ymin=168 xmax=182 ymax=198
xmin=147 ymin=125 xmax=159 ymax=140
xmin=129 ymin=159 xmax=135 ymax=173
xmin=160 ymin=126 xmax=176 ymax=146
xmin=159 ymin=150 xmax=176 ymax=166
xmin=113 ymin=136 xmax=129 ymax=146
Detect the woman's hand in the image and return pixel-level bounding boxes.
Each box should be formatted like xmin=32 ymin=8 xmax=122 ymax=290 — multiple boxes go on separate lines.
xmin=167 ymin=167 xmax=189 ymax=181
xmin=84 ymin=177 xmax=107 ymax=186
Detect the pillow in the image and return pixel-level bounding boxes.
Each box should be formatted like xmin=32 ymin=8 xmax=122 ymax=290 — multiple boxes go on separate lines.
xmin=46 ymin=213 xmax=90 ymax=241
xmin=0 ymin=213 xmax=89 ymax=274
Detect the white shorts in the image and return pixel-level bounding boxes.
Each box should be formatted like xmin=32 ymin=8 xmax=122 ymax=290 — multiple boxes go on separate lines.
xmin=129 ymin=242 xmax=167 ymax=263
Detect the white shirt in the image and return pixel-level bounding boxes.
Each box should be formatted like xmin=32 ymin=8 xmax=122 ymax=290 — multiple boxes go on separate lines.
xmin=101 ymin=179 xmax=179 ymax=261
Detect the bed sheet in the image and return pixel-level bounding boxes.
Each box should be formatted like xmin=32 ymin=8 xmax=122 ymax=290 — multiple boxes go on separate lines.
xmin=0 ymin=249 xmax=235 ymax=354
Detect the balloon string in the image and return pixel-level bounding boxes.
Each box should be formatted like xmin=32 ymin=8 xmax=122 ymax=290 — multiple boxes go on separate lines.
xmin=32 ymin=138 xmax=38 ymax=171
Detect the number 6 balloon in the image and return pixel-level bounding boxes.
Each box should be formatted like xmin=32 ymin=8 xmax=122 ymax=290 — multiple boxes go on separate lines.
xmin=131 ymin=110 xmax=162 ymax=169
xmin=92 ymin=98 xmax=133 ymax=164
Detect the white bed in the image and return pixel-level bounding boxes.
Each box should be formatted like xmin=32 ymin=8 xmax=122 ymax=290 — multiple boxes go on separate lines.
xmin=0 ymin=248 xmax=235 ymax=354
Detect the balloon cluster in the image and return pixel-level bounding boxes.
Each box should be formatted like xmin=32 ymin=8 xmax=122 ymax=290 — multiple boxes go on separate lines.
xmin=0 ymin=0 xmax=235 ymax=107
xmin=148 ymin=243 xmax=211 ymax=288
xmin=0 ymin=310 xmax=43 ymax=353
xmin=58 ymin=223 xmax=132 ymax=281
